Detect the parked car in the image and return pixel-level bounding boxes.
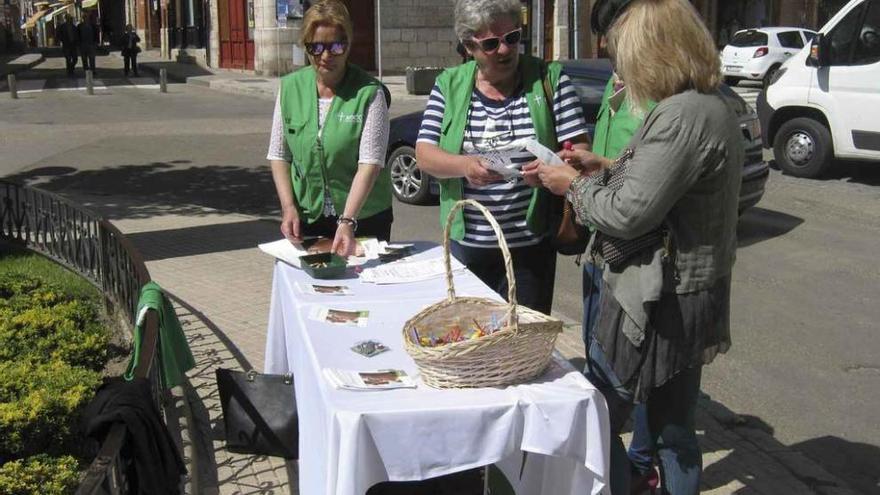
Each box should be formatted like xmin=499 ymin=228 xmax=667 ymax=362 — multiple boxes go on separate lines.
xmin=757 ymin=0 xmax=880 ymax=178
xmin=721 ymin=27 xmax=817 ymax=87
xmin=387 ymin=59 xmax=769 ymax=213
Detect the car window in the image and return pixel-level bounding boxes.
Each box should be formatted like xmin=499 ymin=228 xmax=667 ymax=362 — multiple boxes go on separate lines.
xmin=730 ymin=30 xmax=768 ymax=47
xmin=567 ymin=73 xmax=608 ymax=123
xmin=827 ymin=2 xmax=867 ymax=64
xmin=777 ymin=30 xmax=805 ymax=48
xmin=802 ymin=30 xmax=817 ymax=42
xmin=853 ymin=2 xmax=880 ymax=65
xmin=568 ymin=74 xmax=607 ymax=105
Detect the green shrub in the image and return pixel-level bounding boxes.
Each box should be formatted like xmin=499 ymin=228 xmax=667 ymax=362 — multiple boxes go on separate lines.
xmin=0 ymin=274 xmax=110 ymax=370
xmin=0 ymin=361 xmax=101 ymax=460
xmin=0 ymin=454 xmax=80 ymax=495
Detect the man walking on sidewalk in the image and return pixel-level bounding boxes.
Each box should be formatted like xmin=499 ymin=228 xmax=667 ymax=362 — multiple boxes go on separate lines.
xmin=57 ymin=15 xmax=79 ymax=76
xmin=77 ymin=16 xmax=99 ymax=74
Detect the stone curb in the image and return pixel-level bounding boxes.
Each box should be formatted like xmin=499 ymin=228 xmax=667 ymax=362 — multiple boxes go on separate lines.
xmin=0 ymin=53 xmax=45 ymax=78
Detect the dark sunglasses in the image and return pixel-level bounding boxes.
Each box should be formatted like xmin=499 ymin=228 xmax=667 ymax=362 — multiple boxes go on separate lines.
xmin=304 ymin=41 xmax=348 ymax=56
xmin=465 ymin=28 xmax=522 ymax=53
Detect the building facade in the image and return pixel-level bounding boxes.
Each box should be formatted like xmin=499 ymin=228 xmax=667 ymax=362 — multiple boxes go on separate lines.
xmin=115 ymin=0 xmax=847 ymax=75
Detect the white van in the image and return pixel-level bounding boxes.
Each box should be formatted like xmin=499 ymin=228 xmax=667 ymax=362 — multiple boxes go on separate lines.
xmin=757 ymin=0 xmax=880 ymax=178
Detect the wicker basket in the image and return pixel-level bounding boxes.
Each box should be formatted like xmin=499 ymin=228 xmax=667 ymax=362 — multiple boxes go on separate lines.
xmin=403 ymin=200 xmax=563 ymax=388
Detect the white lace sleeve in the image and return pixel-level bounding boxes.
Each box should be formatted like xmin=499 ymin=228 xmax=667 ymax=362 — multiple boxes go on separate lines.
xmin=267 ymin=93 xmax=292 ymax=162
xmin=358 ymin=92 xmax=390 ymax=167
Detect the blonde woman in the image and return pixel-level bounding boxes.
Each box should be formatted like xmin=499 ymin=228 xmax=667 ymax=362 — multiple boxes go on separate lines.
xmin=524 ymin=1 xmax=743 ymax=493
xmin=267 ymin=0 xmax=392 ymax=256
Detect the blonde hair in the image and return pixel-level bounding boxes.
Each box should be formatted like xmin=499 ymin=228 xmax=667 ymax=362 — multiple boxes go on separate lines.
xmin=607 ymin=0 xmax=720 ymax=112
xmin=300 ymin=0 xmax=353 ymax=47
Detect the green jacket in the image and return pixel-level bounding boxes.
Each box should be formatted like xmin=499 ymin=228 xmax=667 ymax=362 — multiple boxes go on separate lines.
xmin=592 ymin=78 xmax=656 ymax=160
xmin=280 ymin=64 xmax=392 ymax=223
xmin=125 ymin=281 xmax=195 ymax=390
xmin=434 ymin=56 xmax=562 ymax=241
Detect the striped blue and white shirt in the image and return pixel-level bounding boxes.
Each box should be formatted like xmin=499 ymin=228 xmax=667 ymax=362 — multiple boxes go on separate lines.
xmin=417 ymin=72 xmax=587 ymax=248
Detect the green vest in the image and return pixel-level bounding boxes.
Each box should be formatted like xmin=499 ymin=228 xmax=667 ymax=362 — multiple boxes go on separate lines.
xmin=592 ymin=78 xmax=656 ymax=159
xmin=280 ymin=64 xmax=392 ymax=223
xmin=435 ymin=56 xmax=562 ymax=241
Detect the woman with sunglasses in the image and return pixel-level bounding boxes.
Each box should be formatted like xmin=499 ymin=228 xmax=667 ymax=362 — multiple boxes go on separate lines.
xmin=415 ymin=0 xmax=589 ymax=314
xmin=267 ymin=0 xmax=392 ymax=256
xmin=524 ymin=1 xmax=743 ymax=493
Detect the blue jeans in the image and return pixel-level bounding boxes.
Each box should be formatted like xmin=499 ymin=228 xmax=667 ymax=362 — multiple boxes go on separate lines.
xmin=582 ymin=263 xmax=654 ymax=475
xmin=585 ymin=338 xmax=703 ymax=495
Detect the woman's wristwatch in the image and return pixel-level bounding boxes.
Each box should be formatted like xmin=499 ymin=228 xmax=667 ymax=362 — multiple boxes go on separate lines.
xmin=336 ymin=216 xmax=358 ymax=232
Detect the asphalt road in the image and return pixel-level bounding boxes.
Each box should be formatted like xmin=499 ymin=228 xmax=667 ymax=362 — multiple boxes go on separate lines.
xmin=2 ymin=58 xmax=879 ymax=493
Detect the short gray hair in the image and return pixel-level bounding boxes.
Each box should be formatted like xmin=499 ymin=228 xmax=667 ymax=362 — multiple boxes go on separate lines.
xmin=454 ymin=0 xmax=521 ymax=41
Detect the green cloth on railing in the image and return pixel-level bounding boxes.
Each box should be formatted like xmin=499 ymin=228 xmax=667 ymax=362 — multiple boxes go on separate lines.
xmin=124 ymin=281 xmax=195 ymax=389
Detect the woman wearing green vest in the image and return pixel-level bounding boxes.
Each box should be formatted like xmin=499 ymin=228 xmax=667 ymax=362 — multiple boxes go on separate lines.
xmin=267 ymin=0 xmax=393 ymax=256
xmin=526 ymin=1 xmax=742 ymax=493
xmin=415 ymin=0 xmax=588 ymax=314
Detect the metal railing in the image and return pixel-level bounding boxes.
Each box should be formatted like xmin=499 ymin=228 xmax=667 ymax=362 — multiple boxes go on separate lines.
xmin=0 ymin=179 xmax=164 ymax=495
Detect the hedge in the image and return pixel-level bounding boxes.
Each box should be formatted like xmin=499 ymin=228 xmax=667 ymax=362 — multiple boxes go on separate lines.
xmin=0 ymin=267 xmax=114 ymax=494
xmin=0 ymin=360 xmax=102 ymax=460
xmin=0 ymin=454 xmax=81 ymax=495
xmin=0 ymin=273 xmax=110 ymax=370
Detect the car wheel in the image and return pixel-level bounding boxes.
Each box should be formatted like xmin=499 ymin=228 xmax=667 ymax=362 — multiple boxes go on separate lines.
xmin=763 ymin=65 xmax=780 ymax=88
xmin=387 ymin=145 xmax=431 ymax=204
xmin=773 ymin=117 xmax=833 ymax=178
xmin=724 ymin=76 xmax=739 ymax=87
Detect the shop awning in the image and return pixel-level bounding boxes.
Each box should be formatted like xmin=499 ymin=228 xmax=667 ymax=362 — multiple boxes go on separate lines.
xmin=42 ymin=3 xmax=75 ymax=24
xmin=81 ymin=0 xmax=98 ymax=9
xmin=21 ymin=9 xmax=49 ymax=30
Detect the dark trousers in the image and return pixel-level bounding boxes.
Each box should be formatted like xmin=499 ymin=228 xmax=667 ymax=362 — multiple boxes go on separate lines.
xmin=450 ymin=236 xmax=556 ymax=314
xmin=80 ymin=46 xmax=96 ymax=72
xmin=300 ymin=208 xmax=393 ymax=242
xmin=62 ymin=46 xmax=78 ymax=75
xmin=123 ymin=53 xmax=138 ymax=75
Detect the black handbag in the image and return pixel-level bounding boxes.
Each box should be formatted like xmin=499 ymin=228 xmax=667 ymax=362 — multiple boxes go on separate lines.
xmin=591 ymin=148 xmax=667 ymax=269
xmin=215 ymin=368 xmax=298 ymax=459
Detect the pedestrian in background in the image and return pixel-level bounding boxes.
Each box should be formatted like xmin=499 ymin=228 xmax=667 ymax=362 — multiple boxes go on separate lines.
xmin=524 ymin=0 xmax=743 ymax=493
xmin=77 ymin=15 xmax=99 ymax=73
xmin=57 ymin=14 xmax=79 ymax=76
xmin=415 ymin=0 xmax=588 ymax=315
xmin=121 ymin=24 xmax=141 ymax=77
xmin=266 ymin=0 xmax=393 ymax=255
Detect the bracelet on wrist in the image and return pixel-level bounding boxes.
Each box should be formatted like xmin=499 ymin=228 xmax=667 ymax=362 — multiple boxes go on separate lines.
xmin=336 ymin=216 xmax=358 ymax=232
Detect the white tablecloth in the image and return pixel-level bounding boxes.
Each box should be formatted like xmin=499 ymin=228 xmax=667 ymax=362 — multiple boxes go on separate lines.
xmin=264 ymin=244 xmax=610 ymax=495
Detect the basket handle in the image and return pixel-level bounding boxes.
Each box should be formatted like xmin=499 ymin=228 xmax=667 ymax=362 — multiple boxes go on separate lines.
xmin=442 ymin=199 xmax=517 ymax=328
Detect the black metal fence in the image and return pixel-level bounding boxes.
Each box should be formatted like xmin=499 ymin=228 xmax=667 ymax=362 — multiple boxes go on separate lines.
xmin=0 ymin=179 xmax=164 ymax=495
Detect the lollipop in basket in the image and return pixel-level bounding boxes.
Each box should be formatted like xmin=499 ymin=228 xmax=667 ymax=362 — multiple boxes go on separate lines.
xmin=403 ymin=200 xmax=563 ymax=388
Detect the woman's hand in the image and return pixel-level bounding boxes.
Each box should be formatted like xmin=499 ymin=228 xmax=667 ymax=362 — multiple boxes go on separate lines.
xmin=522 ymin=162 xmax=580 ymax=196
xmin=463 ymin=156 xmax=504 ymax=186
xmin=558 ymin=149 xmax=612 ymax=175
xmin=332 ymin=222 xmax=357 ymax=257
xmin=280 ymin=206 xmax=301 ymax=242
xmin=521 ymin=159 xmax=543 ymax=187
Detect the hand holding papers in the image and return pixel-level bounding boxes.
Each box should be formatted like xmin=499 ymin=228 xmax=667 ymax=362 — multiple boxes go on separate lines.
xmin=258 ymin=237 xmax=384 ymax=268
xmin=524 ymin=138 xmax=565 ymax=166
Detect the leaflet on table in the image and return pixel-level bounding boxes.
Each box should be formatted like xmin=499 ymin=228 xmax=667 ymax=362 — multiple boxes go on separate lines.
xmin=309 ymin=306 xmax=370 ymax=326
xmin=296 ymin=282 xmax=353 ymax=296
xmin=523 ymin=138 xmax=565 ymax=166
xmin=257 ymin=237 xmax=384 ymax=268
xmin=322 ymin=368 xmax=417 ymax=391
xmin=359 ymin=257 xmax=465 ymax=284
